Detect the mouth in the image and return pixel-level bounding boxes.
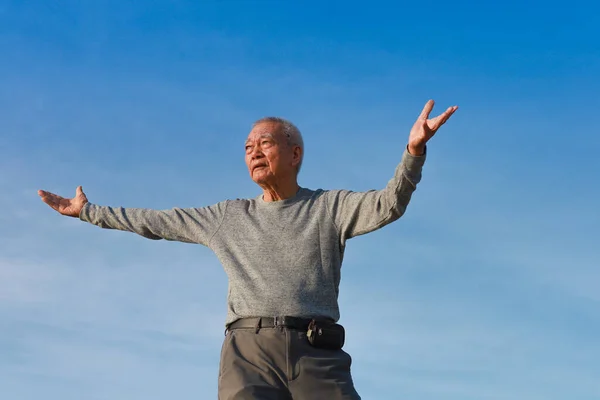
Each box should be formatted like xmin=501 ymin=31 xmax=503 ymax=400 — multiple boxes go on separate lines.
xmin=252 ymin=164 xmax=267 ymax=172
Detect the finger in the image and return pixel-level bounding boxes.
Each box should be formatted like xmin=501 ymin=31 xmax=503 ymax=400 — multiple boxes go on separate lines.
xmin=419 ymin=99 xmax=435 ymax=120
xmin=439 ymin=106 xmax=457 ymax=123
xmin=39 ymin=191 xmax=62 ymax=208
xmin=38 ymin=190 xmax=53 ymax=202
xmin=430 ymin=106 xmax=458 ymax=130
xmin=441 ymin=105 xmax=458 ymax=124
xmin=76 ymin=186 xmax=84 ymax=197
xmin=447 ymin=105 xmax=458 ymax=117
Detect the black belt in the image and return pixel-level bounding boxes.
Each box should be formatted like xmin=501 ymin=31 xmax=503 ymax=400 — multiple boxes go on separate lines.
xmin=227 ymin=316 xmax=328 ymax=332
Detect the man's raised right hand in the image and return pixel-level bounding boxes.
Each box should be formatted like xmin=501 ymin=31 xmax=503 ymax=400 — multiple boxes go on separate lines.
xmin=38 ymin=186 xmax=89 ymax=218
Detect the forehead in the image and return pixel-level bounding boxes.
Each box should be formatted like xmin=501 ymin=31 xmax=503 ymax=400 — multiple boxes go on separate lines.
xmin=246 ymin=121 xmax=284 ymax=142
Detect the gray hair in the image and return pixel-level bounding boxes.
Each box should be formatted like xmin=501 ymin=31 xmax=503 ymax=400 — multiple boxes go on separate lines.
xmin=252 ymin=117 xmax=304 ymax=173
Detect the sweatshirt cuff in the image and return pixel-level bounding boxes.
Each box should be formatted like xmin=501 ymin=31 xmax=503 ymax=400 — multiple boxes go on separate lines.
xmin=403 ymin=145 xmax=426 ymax=169
xmin=79 ymin=202 xmax=94 ymax=222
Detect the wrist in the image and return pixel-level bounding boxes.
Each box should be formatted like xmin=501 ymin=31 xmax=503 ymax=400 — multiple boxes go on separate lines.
xmin=407 ymin=144 xmax=425 ymax=156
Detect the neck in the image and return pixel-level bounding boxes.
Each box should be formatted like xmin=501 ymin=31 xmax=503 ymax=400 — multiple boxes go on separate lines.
xmin=261 ymin=180 xmax=300 ymax=202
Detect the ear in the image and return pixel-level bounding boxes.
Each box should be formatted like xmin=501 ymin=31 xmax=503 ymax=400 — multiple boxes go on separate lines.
xmin=291 ymin=145 xmax=303 ymax=167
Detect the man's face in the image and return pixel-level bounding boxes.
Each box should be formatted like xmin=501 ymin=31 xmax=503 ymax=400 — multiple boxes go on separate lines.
xmin=245 ymin=121 xmax=299 ymax=186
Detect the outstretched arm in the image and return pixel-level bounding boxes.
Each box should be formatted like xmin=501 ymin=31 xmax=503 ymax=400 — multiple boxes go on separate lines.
xmin=38 ymin=187 xmax=226 ymax=246
xmin=328 ymin=100 xmax=458 ymax=242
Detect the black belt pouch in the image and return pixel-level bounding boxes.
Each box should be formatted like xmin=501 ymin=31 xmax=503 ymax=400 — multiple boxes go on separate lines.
xmin=307 ymin=320 xmax=345 ymax=350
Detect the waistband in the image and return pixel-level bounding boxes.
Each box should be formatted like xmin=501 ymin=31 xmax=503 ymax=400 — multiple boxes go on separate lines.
xmin=226 ymin=316 xmax=332 ymax=333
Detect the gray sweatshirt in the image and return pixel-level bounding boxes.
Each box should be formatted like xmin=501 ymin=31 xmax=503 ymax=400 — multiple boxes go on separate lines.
xmin=80 ymin=148 xmax=426 ymax=325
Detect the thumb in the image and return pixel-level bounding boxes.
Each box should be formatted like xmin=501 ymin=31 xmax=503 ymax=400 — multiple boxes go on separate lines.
xmin=419 ymin=99 xmax=435 ymax=120
xmin=76 ymin=186 xmax=88 ymax=201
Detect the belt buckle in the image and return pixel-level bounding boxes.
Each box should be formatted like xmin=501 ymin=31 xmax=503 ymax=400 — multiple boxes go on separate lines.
xmin=274 ymin=316 xmax=290 ymax=328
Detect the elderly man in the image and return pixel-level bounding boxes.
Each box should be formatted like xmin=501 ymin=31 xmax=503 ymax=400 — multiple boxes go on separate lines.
xmin=39 ymin=100 xmax=458 ymax=399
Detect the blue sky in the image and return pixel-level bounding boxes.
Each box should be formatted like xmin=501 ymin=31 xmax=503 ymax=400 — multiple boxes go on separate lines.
xmin=1 ymin=1 xmax=599 ymax=399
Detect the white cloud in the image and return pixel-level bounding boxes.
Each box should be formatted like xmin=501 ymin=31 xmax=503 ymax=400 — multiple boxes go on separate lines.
xmin=0 ymin=259 xmax=61 ymax=304
xmin=339 ymin=280 xmax=600 ymax=399
xmin=0 ymin=23 xmax=598 ymax=399
xmin=0 ymin=251 xmax=227 ymax=400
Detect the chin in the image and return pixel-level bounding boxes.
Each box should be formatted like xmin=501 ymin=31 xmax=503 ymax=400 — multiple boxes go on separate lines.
xmin=252 ymin=173 xmax=273 ymax=186
xmin=250 ymin=172 xmax=264 ymax=184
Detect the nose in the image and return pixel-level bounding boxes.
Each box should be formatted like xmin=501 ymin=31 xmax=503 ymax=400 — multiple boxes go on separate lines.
xmin=249 ymin=145 xmax=264 ymax=159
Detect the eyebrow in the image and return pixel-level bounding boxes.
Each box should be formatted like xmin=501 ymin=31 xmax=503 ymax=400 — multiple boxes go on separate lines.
xmin=245 ymin=134 xmax=275 ymax=145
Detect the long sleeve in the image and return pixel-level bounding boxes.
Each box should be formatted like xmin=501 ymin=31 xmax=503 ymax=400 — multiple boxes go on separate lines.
xmin=79 ymin=201 xmax=228 ymax=246
xmin=326 ymin=147 xmax=426 ymax=243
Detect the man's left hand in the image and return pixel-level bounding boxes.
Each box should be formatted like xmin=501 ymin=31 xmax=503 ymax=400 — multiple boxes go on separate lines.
xmin=408 ymin=100 xmax=458 ymax=156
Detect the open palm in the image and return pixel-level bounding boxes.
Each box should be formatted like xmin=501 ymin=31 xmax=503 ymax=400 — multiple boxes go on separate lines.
xmin=408 ymin=100 xmax=458 ymax=155
xmin=38 ymin=186 xmax=88 ymax=218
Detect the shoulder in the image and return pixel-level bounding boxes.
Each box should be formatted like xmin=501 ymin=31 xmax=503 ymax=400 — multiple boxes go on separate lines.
xmin=299 ymin=187 xmax=357 ymax=203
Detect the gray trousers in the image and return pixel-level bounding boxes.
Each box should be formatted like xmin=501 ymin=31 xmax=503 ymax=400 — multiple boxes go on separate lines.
xmin=218 ymin=327 xmax=361 ymax=399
